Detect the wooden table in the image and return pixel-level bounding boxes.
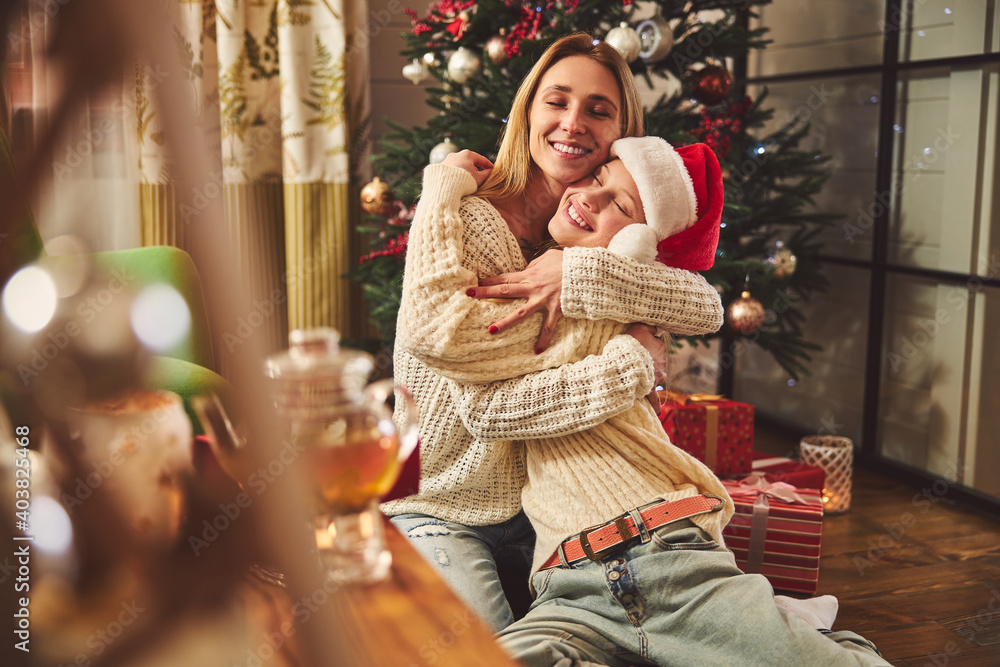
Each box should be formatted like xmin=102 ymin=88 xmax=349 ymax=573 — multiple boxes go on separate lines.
xmin=242 ymin=518 xmax=523 ymax=667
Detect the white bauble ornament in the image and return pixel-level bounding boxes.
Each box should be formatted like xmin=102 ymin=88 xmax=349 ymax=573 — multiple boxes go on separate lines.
xmin=447 ymin=47 xmax=482 ymax=84
xmin=402 ymin=58 xmax=428 ymax=85
xmin=637 ymin=15 xmax=674 ymax=63
xmin=605 ymin=22 xmax=641 ymax=64
xmin=429 ymin=138 xmax=459 ymax=164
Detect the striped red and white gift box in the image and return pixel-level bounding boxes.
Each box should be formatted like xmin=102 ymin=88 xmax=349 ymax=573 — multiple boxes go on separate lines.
xmin=722 ymin=479 xmax=824 ymax=595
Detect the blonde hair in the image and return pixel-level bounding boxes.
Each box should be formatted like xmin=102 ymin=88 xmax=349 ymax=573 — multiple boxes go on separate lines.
xmin=477 ymin=33 xmax=644 ymax=203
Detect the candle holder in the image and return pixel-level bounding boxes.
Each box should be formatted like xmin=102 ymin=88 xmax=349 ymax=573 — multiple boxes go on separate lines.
xmin=798 ymin=435 xmax=854 ymax=514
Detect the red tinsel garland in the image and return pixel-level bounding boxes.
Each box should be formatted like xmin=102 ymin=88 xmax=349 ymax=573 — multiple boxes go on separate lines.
xmin=689 ymin=96 xmax=753 ymax=158
xmin=405 ymin=0 xmax=476 ymax=37
xmin=359 ymin=232 xmax=409 ymax=265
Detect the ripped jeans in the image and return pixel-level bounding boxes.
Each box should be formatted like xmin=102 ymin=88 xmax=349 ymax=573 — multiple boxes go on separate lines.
xmin=497 ymin=519 xmax=889 ymax=667
xmin=390 ymin=512 xmax=535 ymax=632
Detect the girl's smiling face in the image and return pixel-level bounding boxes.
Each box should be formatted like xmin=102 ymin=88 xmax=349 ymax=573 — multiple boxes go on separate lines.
xmin=548 ymin=159 xmax=645 ymax=249
xmin=527 ymin=56 xmax=623 ymax=190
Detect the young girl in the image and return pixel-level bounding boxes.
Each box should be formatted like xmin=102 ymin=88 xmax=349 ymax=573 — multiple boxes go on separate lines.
xmin=404 ymin=136 xmax=890 ymax=666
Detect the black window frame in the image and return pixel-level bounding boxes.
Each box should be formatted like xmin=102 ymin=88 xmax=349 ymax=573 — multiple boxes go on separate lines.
xmin=736 ymin=1 xmax=1000 ymax=517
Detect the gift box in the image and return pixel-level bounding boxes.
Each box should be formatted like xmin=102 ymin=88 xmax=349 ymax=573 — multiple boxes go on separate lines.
xmin=722 ymin=475 xmax=824 ymax=595
xmin=383 ymin=438 xmax=421 ymax=502
xmin=732 ymin=451 xmax=827 ymax=490
xmin=658 ymin=392 xmax=753 ymax=476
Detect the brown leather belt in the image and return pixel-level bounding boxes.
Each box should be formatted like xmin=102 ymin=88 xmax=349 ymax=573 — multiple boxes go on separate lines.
xmin=539 ymin=494 xmax=725 ymax=571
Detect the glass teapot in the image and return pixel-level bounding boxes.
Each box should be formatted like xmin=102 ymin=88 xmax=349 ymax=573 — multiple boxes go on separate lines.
xmin=264 ymin=327 xmax=418 ymax=583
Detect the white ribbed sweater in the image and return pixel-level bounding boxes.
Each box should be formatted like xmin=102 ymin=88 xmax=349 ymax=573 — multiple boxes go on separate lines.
xmin=384 ymin=165 xmax=731 ymax=552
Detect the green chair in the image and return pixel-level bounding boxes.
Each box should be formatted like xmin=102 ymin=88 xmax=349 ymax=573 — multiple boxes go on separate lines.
xmin=0 ymin=126 xmax=229 ymax=431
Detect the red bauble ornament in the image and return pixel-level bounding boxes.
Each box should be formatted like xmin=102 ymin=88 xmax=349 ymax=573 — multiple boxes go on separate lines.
xmin=691 ymin=65 xmax=733 ymax=105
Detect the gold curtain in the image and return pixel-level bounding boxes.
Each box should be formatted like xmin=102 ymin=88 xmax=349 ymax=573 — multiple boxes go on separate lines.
xmin=133 ymin=0 xmax=368 ymax=363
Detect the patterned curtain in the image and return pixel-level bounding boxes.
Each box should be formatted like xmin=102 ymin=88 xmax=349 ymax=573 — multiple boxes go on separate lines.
xmin=133 ymin=0 xmax=369 ymax=361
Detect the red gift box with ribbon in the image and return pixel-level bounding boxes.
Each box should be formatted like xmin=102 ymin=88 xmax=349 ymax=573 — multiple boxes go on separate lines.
xmin=745 ymin=451 xmax=826 ymax=490
xmin=658 ymin=392 xmax=753 ymax=476
xmin=722 ymin=474 xmax=824 ymax=595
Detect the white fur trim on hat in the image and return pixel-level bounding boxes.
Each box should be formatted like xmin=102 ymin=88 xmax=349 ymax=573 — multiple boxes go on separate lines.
xmin=607 ymin=224 xmax=658 ymax=264
xmin=607 ymin=137 xmax=698 ymax=262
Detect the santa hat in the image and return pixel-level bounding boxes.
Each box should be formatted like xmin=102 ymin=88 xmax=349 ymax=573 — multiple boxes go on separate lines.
xmin=605 ymin=137 xmax=724 ymax=271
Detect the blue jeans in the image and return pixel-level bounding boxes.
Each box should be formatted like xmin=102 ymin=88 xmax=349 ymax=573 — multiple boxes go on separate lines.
xmin=390 ymin=511 xmax=535 ymax=632
xmin=497 ymin=519 xmax=890 ymax=667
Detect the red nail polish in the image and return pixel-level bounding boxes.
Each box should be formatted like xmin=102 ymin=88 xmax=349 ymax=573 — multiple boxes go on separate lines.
xmin=535 ymin=348 xmax=543 ymax=355
xmin=488 ymin=325 xmax=498 ymax=334
xmin=466 ymin=288 xmax=476 ymax=297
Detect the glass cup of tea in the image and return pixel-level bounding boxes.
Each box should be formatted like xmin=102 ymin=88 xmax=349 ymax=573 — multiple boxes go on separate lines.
xmin=264 ymin=329 xmax=418 ymax=584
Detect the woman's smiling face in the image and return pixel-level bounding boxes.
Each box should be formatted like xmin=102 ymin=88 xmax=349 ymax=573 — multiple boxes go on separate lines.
xmin=548 ymin=159 xmax=645 ymax=250
xmin=527 ymin=55 xmax=623 ymax=190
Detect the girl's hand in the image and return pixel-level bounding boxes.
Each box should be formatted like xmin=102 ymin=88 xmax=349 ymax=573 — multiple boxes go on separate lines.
xmin=441 ymin=150 xmax=494 ymax=188
xmin=470 ymin=249 xmax=564 ymax=352
xmin=625 ymin=323 xmax=668 ymax=413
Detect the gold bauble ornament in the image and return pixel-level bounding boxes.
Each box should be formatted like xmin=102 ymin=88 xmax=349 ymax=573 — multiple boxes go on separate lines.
xmin=360 ymin=176 xmax=393 ymax=215
xmin=767 ymin=241 xmax=798 ymax=278
xmin=486 ymin=33 xmax=509 ymax=67
xmin=636 ymin=15 xmax=674 ymax=63
xmin=727 ymin=290 xmax=765 ymax=334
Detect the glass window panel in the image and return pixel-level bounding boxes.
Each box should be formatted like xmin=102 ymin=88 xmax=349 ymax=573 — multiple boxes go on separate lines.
xmin=969 ymin=284 xmax=1000 ymax=498
xmin=889 ymin=66 xmax=1000 ymax=274
xmin=750 ymin=0 xmax=884 ymax=77
xmin=897 ymin=0 xmax=1000 ymax=61
xmin=735 ymin=264 xmax=870 ymax=442
xmin=878 ymin=274 xmax=983 ymax=483
xmin=748 ymin=76 xmax=880 ymax=262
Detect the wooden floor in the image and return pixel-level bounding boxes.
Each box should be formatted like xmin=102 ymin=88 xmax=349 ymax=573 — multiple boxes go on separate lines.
xmin=756 ymin=426 xmax=1000 ymax=666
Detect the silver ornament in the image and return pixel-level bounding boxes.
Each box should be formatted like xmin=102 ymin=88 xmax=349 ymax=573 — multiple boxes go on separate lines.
xmin=447 ymin=47 xmax=482 ymax=84
xmin=637 ymin=15 xmax=675 ymax=64
xmin=605 ymin=22 xmax=641 ymax=64
xmin=429 ymin=138 xmax=459 ymax=165
xmin=402 ymin=58 xmax=428 ymax=85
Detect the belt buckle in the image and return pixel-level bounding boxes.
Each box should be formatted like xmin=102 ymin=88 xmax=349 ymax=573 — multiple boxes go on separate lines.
xmin=579 ymin=515 xmax=631 ymax=562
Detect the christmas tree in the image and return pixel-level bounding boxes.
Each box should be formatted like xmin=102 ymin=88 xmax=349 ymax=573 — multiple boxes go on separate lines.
xmin=350 ymin=0 xmax=836 ymax=381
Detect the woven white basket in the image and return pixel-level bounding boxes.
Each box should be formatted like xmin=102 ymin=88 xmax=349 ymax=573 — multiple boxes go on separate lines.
xmin=799 ymin=435 xmax=854 ymax=514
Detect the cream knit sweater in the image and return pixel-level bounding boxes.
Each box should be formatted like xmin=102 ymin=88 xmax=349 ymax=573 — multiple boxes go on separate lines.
xmin=384 ymin=165 xmax=731 ymax=551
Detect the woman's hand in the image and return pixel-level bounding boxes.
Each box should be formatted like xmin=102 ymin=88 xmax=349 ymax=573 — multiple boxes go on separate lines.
xmin=470 ymin=249 xmax=564 ymax=352
xmin=441 ymin=150 xmax=494 ymax=188
xmin=625 ymin=323 xmax=668 ymax=413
